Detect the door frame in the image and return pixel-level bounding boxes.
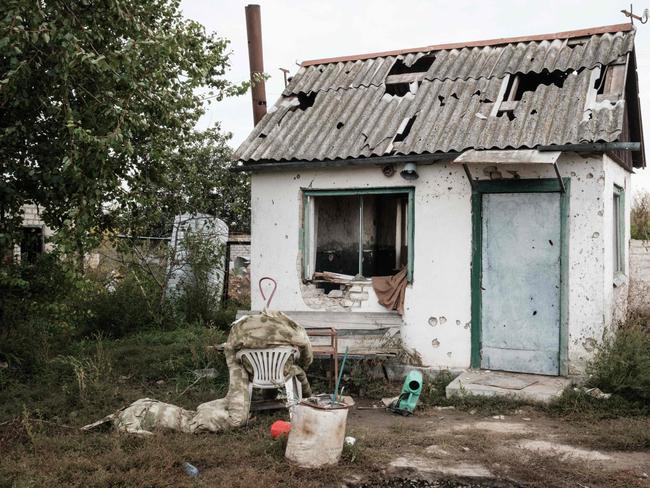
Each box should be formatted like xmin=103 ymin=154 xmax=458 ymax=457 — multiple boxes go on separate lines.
xmin=470 ymin=178 xmax=570 ymax=376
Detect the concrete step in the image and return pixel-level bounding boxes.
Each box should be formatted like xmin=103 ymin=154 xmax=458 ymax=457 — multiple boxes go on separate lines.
xmin=446 ymin=369 xmax=574 ymax=403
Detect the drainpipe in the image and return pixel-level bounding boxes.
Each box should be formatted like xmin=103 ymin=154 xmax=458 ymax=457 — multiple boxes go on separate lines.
xmin=245 ymin=4 xmax=267 ymax=126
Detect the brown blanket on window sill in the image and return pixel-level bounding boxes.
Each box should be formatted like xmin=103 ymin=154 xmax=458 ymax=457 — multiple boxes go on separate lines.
xmin=371 ymin=268 xmax=407 ymax=315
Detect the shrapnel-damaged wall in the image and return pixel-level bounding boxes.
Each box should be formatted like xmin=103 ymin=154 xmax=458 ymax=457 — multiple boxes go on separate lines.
xmin=250 ymin=153 xmax=628 ymax=374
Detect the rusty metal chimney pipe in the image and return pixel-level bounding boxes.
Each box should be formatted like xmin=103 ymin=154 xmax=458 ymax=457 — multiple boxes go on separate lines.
xmin=245 ymin=4 xmax=267 ymax=126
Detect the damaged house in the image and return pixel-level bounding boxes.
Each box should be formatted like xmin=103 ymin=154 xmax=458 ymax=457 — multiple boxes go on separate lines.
xmin=234 ymin=24 xmax=645 ymax=376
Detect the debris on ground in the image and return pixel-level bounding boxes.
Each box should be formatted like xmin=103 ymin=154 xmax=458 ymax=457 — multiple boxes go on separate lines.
xmin=193 ymin=368 xmax=219 ymax=379
xmin=270 ymin=420 xmax=291 ymax=439
xmin=353 ymin=478 xmax=522 ymax=488
xmin=574 ymin=386 xmax=612 ymax=399
xmin=182 ymin=462 xmax=199 ymax=477
xmin=388 ymin=370 xmax=423 ymax=416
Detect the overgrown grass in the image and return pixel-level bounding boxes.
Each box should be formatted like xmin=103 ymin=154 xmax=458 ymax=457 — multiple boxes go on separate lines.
xmin=545 ymin=388 xmax=650 ymax=420
xmin=0 ymin=326 xmax=229 ymax=427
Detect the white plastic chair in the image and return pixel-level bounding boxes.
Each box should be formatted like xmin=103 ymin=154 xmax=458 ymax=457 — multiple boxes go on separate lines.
xmin=236 ymin=346 xmax=302 ymax=408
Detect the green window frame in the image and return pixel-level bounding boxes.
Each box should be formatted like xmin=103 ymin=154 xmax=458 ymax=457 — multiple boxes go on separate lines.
xmin=302 ymin=187 xmax=415 ymax=282
xmin=613 ymin=185 xmax=625 ymax=275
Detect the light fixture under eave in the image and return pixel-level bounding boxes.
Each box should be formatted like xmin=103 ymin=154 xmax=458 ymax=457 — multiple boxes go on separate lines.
xmin=400 ymin=162 xmax=419 ymax=180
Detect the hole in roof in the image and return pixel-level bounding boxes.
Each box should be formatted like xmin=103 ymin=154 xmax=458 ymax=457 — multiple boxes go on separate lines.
xmin=595 ymin=66 xmax=607 ymax=95
xmin=438 ymin=95 xmax=445 ymax=107
xmin=296 ymin=91 xmax=317 ymax=110
xmin=388 ymin=56 xmax=435 ymax=76
xmin=386 ymin=82 xmax=417 ymax=97
xmin=258 ymin=133 xmax=267 ymax=138
xmin=508 ymin=69 xmax=572 ymax=101
xmin=450 ymin=93 xmax=458 ymax=100
xmin=384 ymin=56 xmax=434 ymax=98
xmin=530 ymin=109 xmax=538 ymax=115
xmin=473 ymin=90 xmax=481 ymax=96
xmin=479 ymin=98 xmax=492 ymax=104
xmin=393 ymin=115 xmax=417 ymax=143
xmin=497 ymin=111 xmax=516 ymax=121
xmin=336 ymin=122 xmax=344 ymax=129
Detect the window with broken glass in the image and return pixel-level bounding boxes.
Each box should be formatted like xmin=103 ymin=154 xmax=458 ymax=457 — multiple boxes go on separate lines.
xmin=613 ymin=185 xmax=625 ymax=277
xmin=302 ymin=188 xmax=414 ymax=284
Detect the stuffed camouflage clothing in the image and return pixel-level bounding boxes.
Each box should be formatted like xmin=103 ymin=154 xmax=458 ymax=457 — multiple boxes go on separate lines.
xmin=82 ymin=311 xmax=312 ymax=435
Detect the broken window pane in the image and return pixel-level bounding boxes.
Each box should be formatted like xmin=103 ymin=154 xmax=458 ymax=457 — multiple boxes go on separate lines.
xmin=308 ymin=191 xmax=411 ymax=281
xmin=361 ymin=194 xmax=408 ymax=276
xmin=314 ymin=195 xmax=360 ymax=276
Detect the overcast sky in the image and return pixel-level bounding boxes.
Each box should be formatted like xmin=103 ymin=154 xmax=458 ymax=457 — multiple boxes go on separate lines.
xmin=181 ymin=0 xmax=650 ymax=194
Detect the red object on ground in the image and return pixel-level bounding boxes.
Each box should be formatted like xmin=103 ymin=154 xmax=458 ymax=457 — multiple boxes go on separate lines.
xmin=270 ymin=420 xmax=291 ymax=439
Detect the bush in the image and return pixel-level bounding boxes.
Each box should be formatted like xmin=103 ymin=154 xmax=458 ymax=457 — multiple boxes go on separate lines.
xmin=0 ymin=254 xmax=82 ymax=371
xmin=587 ymin=320 xmax=650 ymax=402
xmin=79 ymin=270 xmax=176 ymax=338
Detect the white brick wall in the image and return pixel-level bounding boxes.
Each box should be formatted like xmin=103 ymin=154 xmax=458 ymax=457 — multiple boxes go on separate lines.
xmin=13 ymin=205 xmax=55 ymax=260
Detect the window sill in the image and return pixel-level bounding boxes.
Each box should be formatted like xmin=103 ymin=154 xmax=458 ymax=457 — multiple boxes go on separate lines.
xmin=613 ymin=272 xmax=627 ymax=288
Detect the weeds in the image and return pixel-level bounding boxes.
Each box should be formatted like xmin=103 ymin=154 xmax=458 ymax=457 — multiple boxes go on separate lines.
xmin=587 ymin=320 xmax=650 ymax=402
xmin=631 ymin=191 xmax=650 ymax=240
xmin=545 ymin=388 xmax=650 ymax=420
xmin=55 ymin=335 xmax=113 ymax=402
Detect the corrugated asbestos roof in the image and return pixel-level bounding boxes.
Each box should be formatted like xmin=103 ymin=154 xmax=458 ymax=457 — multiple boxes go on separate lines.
xmin=235 ymin=24 xmax=637 ymax=164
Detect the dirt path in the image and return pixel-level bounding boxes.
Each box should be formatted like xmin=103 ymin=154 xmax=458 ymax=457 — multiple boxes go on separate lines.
xmin=344 ymin=402 xmax=650 ymax=487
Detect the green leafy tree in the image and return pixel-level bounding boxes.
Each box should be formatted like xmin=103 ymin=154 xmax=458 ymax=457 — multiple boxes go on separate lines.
xmin=115 ymin=126 xmax=250 ymax=238
xmin=0 ymin=0 xmax=247 ymax=256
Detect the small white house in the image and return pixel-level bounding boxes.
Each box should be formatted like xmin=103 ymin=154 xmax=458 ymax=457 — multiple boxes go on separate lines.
xmin=234 ymin=24 xmax=645 ymax=376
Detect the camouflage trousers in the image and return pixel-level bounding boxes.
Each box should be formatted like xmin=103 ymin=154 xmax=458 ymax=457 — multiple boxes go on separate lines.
xmin=82 ymin=311 xmax=313 ymax=435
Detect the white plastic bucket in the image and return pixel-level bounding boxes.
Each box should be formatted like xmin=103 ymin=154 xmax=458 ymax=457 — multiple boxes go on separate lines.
xmin=285 ymin=400 xmax=350 ymax=467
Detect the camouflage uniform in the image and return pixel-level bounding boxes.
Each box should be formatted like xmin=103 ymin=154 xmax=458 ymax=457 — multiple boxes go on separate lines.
xmin=82 ymin=311 xmax=313 ymax=435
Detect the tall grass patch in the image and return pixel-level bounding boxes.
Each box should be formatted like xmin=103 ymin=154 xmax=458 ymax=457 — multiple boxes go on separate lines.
xmin=587 ymin=319 xmax=650 ymax=403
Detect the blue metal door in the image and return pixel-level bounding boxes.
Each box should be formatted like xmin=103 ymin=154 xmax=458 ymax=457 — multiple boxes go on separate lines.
xmin=481 ymin=192 xmax=561 ymax=375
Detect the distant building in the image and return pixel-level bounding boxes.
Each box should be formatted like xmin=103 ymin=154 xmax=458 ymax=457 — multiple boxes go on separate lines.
xmin=13 ymin=204 xmax=55 ymax=263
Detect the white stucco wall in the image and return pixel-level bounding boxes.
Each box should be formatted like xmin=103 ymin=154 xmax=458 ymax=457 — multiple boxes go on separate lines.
xmin=602 ymin=155 xmax=632 ymax=327
xmin=250 ymin=152 xmax=630 ymax=374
